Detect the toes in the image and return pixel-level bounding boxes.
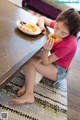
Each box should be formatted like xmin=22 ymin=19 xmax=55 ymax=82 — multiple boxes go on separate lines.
xmin=17 ymin=90 xmax=25 ymax=97
xmin=10 ymin=99 xmax=23 ymax=104
xmin=10 ymin=98 xmax=34 ymax=104
xmin=17 ymin=91 xmax=22 ymax=97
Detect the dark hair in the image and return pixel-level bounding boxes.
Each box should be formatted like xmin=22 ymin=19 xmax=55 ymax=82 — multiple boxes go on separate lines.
xmin=56 ymin=8 xmax=80 ymax=36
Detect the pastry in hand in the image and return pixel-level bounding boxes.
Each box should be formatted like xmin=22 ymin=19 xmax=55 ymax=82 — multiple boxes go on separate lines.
xmin=48 ymin=34 xmax=61 ymax=43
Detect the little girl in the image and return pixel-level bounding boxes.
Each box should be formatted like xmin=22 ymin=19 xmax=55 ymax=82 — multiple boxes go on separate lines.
xmin=11 ymin=8 xmax=80 ymax=104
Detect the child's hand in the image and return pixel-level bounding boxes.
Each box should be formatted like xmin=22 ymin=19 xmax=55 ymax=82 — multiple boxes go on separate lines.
xmin=40 ymin=26 xmax=46 ymax=34
xmin=43 ymin=38 xmax=54 ymax=51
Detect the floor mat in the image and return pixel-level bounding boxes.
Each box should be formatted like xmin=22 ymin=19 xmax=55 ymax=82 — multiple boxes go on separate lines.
xmin=0 ymin=72 xmax=67 ymax=120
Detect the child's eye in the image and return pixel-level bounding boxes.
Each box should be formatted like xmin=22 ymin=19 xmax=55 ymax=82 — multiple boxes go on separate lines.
xmin=62 ymin=33 xmax=65 ymax=35
xmin=61 ymin=32 xmax=67 ymax=35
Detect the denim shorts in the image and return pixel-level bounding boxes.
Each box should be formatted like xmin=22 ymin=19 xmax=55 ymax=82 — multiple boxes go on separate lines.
xmin=53 ymin=63 xmax=69 ymax=82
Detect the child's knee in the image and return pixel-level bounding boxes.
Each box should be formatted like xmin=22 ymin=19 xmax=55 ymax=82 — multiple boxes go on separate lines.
xmin=30 ymin=57 xmax=41 ymax=66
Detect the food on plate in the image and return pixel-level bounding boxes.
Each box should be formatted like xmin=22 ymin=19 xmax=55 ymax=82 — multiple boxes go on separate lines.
xmin=26 ymin=24 xmax=37 ymax=32
xmin=48 ymin=34 xmax=61 ymax=42
xmin=17 ymin=20 xmax=41 ymax=35
xmin=20 ymin=21 xmax=26 ymax=25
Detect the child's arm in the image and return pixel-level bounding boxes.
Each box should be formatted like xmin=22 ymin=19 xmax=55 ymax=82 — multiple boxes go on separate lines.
xmin=42 ymin=50 xmax=59 ymax=65
xmin=41 ymin=39 xmax=59 ymax=65
xmin=37 ymin=16 xmax=52 ymax=34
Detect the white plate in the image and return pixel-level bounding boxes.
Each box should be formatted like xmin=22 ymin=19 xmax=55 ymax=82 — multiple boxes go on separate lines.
xmin=16 ymin=20 xmax=41 ymax=35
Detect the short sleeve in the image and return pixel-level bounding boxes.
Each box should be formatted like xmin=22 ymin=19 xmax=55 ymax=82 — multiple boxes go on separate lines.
xmin=50 ymin=21 xmax=56 ymax=28
xmin=54 ymin=47 xmax=70 ymax=59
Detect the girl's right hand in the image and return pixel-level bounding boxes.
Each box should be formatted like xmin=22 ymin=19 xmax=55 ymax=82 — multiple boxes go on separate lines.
xmin=43 ymin=38 xmax=54 ymax=51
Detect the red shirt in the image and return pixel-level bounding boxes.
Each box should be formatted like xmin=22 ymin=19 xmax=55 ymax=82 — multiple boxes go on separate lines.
xmin=50 ymin=21 xmax=77 ymax=69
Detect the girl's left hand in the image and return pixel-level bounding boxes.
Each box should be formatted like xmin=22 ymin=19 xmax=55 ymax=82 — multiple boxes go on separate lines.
xmin=39 ymin=26 xmax=46 ymax=34
xmin=43 ymin=38 xmax=54 ymax=51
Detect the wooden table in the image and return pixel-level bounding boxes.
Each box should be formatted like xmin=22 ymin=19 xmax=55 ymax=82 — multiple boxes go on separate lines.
xmin=0 ymin=0 xmax=47 ymax=90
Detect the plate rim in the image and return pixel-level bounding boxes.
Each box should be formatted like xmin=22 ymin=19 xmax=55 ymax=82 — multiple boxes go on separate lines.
xmin=16 ymin=20 xmax=41 ymax=35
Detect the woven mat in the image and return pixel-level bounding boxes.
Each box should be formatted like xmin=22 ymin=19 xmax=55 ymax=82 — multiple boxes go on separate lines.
xmin=0 ymin=72 xmax=67 ymax=120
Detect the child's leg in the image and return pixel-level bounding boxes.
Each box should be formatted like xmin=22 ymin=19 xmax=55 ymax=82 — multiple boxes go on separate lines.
xmin=11 ymin=57 xmax=41 ymax=104
xmin=17 ymin=58 xmax=42 ymax=97
xmin=17 ymin=50 xmax=50 ymax=96
xmin=17 ymin=83 xmax=26 ymax=97
xmin=11 ymin=56 xmax=58 ymax=104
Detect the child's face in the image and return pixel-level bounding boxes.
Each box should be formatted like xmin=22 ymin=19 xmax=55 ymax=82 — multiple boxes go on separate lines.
xmin=54 ymin=21 xmax=70 ymax=39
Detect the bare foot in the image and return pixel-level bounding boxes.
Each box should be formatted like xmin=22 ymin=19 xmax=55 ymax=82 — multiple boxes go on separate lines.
xmin=17 ymin=83 xmax=37 ymax=97
xmin=17 ymin=85 xmax=26 ymax=97
xmin=10 ymin=93 xmax=34 ymax=104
